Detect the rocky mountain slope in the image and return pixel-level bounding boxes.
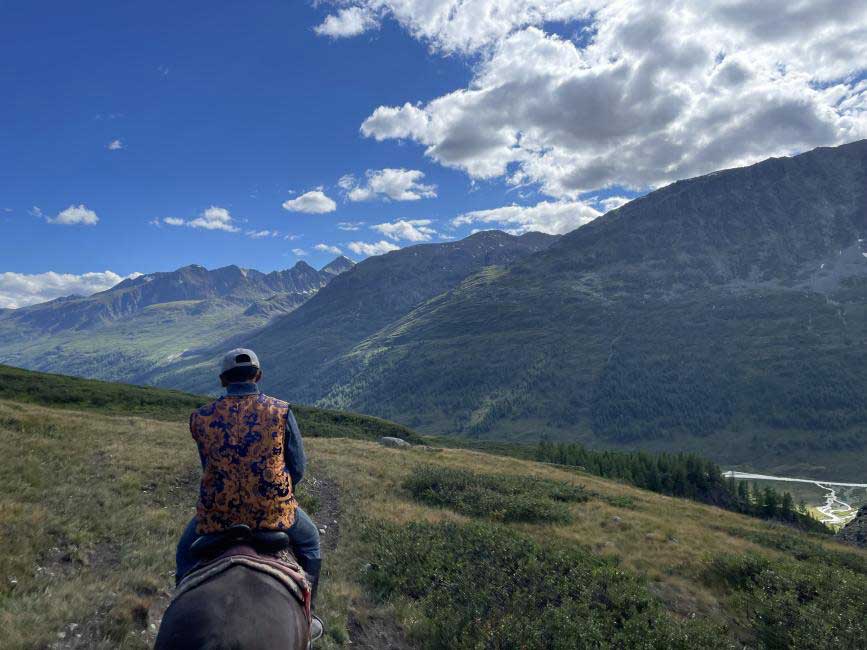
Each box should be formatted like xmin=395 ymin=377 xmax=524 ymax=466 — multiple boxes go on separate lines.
xmin=146 ymin=230 xmax=558 ymax=393
xmin=0 ymin=257 xmax=353 ymax=383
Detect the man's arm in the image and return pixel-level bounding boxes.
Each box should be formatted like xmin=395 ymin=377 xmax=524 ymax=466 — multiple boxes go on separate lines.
xmin=284 ymin=409 xmax=306 ymax=488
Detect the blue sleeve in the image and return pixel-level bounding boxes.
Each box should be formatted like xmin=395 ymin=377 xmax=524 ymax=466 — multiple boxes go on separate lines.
xmin=284 ymin=409 xmax=306 ymax=487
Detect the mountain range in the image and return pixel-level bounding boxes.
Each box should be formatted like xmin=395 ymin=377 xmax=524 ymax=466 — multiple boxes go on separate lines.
xmin=0 ymin=256 xmax=354 ymax=383
xmin=3 ymin=140 xmax=867 ymax=479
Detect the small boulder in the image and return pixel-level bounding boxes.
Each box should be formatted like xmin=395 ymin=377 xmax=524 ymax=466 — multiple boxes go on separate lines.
xmin=380 ymin=436 xmax=412 ymax=448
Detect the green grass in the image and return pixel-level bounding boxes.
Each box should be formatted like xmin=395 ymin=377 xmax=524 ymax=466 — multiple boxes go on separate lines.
xmin=404 ymin=464 xmax=588 ymax=524
xmin=0 ymin=399 xmax=196 ymax=648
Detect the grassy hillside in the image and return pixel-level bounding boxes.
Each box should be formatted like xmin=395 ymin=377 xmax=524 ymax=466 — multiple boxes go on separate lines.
xmin=2 ymin=369 xmax=866 ymax=648
xmin=0 ymin=364 xmax=422 ymax=442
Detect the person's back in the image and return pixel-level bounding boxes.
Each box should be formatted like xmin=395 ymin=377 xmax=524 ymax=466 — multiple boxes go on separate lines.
xmin=191 ymin=391 xmax=296 ymax=534
xmin=174 ymin=348 xmax=323 ymax=637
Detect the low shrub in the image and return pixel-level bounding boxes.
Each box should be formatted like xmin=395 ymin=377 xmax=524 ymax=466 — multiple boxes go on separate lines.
xmin=706 ymin=553 xmax=867 ymax=648
xmin=404 ymin=465 xmax=588 ymax=524
xmin=360 ymin=519 xmax=726 ymax=649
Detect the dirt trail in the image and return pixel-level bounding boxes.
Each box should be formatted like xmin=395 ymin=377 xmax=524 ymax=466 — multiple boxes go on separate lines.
xmin=305 ymin=474 xmax=341 ymax=552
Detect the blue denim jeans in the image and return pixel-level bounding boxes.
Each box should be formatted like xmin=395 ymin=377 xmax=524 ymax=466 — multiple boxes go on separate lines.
xmin=175 ymin=506 xmax=322 ymax=585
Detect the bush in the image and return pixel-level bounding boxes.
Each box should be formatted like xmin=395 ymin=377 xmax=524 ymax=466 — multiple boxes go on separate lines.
xmin=706 ymin=553 xmax=867 ymax=649
xmin=404 ymin=465 xmax=588 ymax=524
xmin=361 ymin=520 xmax=726 ymax=649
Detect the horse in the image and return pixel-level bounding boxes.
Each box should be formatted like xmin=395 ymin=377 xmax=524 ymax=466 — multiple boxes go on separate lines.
xmin=154 ymin=528 xmax=314 ymax=650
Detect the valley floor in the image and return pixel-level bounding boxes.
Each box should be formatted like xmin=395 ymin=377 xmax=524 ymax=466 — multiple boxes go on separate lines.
xmin=724 ymin=471 xmax=867 ymax=528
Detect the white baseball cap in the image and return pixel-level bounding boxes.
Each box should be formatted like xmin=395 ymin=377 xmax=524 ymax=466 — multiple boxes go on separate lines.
xmin=221 ymin=348 xmax=260 ymax=374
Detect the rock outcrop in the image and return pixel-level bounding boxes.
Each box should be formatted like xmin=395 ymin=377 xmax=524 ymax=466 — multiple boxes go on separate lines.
xmin=837 ymin=505 xmax=867 ymax=548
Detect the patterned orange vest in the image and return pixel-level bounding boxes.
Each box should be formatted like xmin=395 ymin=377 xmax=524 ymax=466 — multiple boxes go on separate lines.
xmin=190 ymin=394 xmax=297 ymax=534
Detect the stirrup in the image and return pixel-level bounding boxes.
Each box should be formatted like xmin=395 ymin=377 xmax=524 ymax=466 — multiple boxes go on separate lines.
xmin=310 ymin=615 xmax=324 ymax=644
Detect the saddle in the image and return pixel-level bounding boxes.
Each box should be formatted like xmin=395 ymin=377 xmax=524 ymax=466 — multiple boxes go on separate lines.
xmin=190 ymin=524 xmax=292 ymax=560
xmin=177 ymin=525 xmax=312 ymax=622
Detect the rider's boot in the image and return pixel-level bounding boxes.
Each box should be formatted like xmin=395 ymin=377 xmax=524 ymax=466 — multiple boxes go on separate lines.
xmin=300 ymin=558 xmax=324 ymax=642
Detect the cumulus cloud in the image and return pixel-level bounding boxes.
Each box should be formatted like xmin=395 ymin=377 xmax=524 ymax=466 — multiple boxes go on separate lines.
xmin=315 ymin=243 xmax=344 ymax=255
xmin=337 ymin=221 xmax=365 ymax=231
xmin=50 ymin=205 xmax=99 ymax=225
xmin=347 ymin=240 xmax=401 ymax=257
xmin=282 ymin=190 xmax=337 ymax=213
xmin=453 ymin=200 xmax=601 ymax=235
xmin=315 ymin=6 xmax=379 ymax=38
xmin=344 ymin=168 xmax=436 ymax=201
xmin=350 ymin=0 xmax=867 ymax=198
xmin=161 ymin=206 xmax=240 ymax=232
xmin=291 ymin=248 xmax=308 ymax=256
xmin=371 ymin=219 xmax=437 ymax=241
xmin=0 ymin=270 xmax=142 ymax=309
xmin=107 ymin=139 xmax=124 ymax=150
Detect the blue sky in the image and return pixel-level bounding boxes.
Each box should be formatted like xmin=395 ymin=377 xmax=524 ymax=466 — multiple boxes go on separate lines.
xmin=1 ymin=1 xmax=865 ymax=307
xmin=1 ymin=2 xmax=484 ymax=276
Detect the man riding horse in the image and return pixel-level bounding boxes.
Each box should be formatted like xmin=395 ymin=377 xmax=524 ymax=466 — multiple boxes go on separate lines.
xmin=156 ymin=348 xmax=323 ymax=648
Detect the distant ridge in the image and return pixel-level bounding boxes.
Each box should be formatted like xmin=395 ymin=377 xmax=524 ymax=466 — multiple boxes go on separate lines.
xmin=0 ymin=257 xmax=353 ymax=382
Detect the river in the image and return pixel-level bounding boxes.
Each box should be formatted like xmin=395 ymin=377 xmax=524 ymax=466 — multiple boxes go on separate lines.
xmin=723 ymin=471 xmax=867 ymax=526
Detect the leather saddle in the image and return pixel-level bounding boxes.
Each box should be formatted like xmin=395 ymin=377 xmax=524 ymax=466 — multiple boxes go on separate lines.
xmin=190 ymin=524 xmax=291 ymax=563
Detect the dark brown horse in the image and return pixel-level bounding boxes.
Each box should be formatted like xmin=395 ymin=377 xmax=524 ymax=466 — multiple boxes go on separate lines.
xmin=155 ymin=545 xmax=311 ymax=650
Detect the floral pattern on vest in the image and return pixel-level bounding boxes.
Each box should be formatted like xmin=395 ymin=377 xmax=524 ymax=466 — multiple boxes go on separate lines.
xmin=191 ymin=393 xmax=297 ymax=534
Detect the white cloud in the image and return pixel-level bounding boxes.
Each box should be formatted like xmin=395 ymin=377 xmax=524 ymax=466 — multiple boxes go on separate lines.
xmin=337 ymin=174 xmax=357 ymax=190
xmin=337 ymin=221 xmax=365 ymax=231
xmin=28 ymin=206 xmax=43 ymax=218
xmin=50 ymin=204 xmax=99 ymax=226
xmin=599 ymin=196 xmax=631 ymax=212
xmin=453 ymin=200 xmax=601 ymax=235
xmin=162 ymin=206 xmax=240 ymax=232
xmin=107 ymin=139 xmax=124 ymax=150
xmin=347 ymin=240 xmax=401 ymax=257
xmin=353 ymin=1 xmax=867 ymax=198
xmin=371 ymin=219 xmax=437 ymax=241
xmin=190 ymin=207 xmax=239 ymax=231
xmin=344 ymin=168 xmax=436 ymax=201
xmin=291 ymin=248 xmax=308 ymax=256
xmin=246 ymin=229 xmax=280 ymax=239
xmin=315 ymin=243 xmax=344 ymax=255
xmin=0 ymin=270 xmax=142 ymax=309
xmin=282 ymin=190 xmax=337 ymax=214
xmin=315 ymin=6 xmax=379 ymax=38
